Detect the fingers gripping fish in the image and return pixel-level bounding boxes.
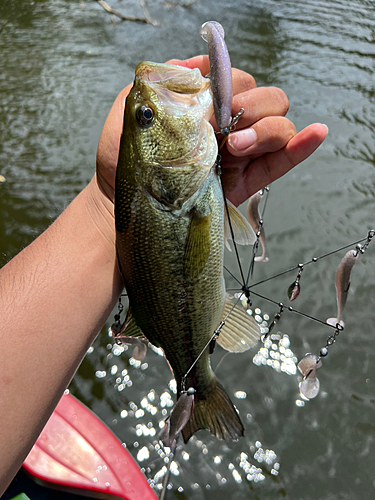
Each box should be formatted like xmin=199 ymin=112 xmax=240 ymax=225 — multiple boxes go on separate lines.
xmin=114 ymin=60 xmax=261 ymax=443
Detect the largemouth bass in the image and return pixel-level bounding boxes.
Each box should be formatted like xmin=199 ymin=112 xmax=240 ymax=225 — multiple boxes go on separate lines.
xmin=115 ymin=61 xmax=260 ymax=443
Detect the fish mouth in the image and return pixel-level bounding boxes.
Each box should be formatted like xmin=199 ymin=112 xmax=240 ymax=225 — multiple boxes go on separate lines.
xmin=136 ymin=62 xmax=217 ymax=170
xmin=135 ymin=62 xmax=209 ymax=95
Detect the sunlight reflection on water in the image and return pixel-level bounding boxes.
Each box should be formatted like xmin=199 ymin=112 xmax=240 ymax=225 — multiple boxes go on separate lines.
xmin=86 ymin=305 xmax=296 ymax=495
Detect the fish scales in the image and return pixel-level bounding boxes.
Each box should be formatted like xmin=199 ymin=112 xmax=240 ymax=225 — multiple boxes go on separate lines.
xmin=119 ymin=173 xmax=223 ymax=382
xmin=115 ymin=61 xmax=259 ymax=443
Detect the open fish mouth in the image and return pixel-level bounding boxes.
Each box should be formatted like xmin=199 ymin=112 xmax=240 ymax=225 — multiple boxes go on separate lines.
xmin=135 ymin=61 xmax=210 ymax=94
xmin=135 ymin=62 xmax=217 ymax=170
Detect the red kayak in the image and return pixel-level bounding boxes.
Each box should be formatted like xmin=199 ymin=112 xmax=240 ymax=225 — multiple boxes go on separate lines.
xmin=23 ymin=392 xmax=158 ymax=500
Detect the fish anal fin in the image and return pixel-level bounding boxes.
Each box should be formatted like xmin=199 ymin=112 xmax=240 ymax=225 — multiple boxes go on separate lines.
xmin=224 ymin=200 xmax=256 ymax=249
xmin=184 ymin=209 xmax=211 ymax=278
xmin=216 ymin=293 xmax=261 ymax=353
xmin=181 ymin=378 xmax=244 ymax=443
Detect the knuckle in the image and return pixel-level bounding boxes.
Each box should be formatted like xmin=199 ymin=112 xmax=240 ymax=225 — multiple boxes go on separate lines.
xmin=232 ymin=68 xmax=257 ymax=91
xmin=270 ymin=87 xmax=290 ymax=116
xmin=239 ymin=72 xmax=256 ymax=90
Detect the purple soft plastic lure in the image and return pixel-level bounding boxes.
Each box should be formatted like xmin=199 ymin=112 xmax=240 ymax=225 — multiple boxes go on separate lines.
xmin=200 ymin=21 xmax=233 ymax=134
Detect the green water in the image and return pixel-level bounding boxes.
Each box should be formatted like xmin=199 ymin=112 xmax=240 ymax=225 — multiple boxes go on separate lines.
xmin=1 ymin=1 xmax=375 ymax=498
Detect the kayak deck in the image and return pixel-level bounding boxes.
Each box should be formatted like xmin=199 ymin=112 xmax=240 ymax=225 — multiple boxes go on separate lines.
xmin=22 ymin=392 xmax=157 ymax=500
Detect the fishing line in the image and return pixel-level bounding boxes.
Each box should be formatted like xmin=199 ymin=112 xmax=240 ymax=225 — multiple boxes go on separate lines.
xmin=224 ymin=265 xmax=242 ymax=286
xmin=222 ymin=223 xmax=374 ymax=399
xmin=226 ymin=230 xmax=375 ymax=331
xmin=181 ymin=293 xmax=243 ymax=390
xmin=248 ymin=233 xmax=373 ymax=290
xmin=214 ymin=351 xmax=230 ymax=374
xmin=218 ymin=174 xmax=246 ymax=286
xmin=242 ymin=289 xmax=338 ymax=329
xmin=158 ymin=438 xmax=177 ymax=500
xmin=217 ymin=111 xmax=250 ymax=289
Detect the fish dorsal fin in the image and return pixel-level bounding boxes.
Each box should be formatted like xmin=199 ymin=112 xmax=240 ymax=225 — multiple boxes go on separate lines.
xmin=184 ymin=209 xmax=211 ymax=278
xmin=216 ymin=293 xmax=261 ymax=352
xmin=117 ymin=307 xmax=146 ymax=340
xmin=224 ymin=200 xmax=256 ymax=251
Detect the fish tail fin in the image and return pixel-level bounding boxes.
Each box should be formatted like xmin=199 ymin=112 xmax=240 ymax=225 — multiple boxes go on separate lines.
xmin=181 ymin=377 xmax=244 ymax=443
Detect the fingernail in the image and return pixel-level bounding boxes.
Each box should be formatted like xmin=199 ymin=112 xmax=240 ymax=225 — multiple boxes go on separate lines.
xmin=322 ymin=123 xmax=329 ymax=134
xmin=228 ymin=128 xmax=257 ymax=152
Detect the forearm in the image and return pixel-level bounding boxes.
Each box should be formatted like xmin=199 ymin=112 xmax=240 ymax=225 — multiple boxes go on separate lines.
xmin=0 ymin=175 xmax=122 ymax=493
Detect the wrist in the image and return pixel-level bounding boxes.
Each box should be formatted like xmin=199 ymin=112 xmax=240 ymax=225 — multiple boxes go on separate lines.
xmin=82 ymin=174 xmax=123 ymax=291
xmin=84 ymin=174 xmax=117 ymax=253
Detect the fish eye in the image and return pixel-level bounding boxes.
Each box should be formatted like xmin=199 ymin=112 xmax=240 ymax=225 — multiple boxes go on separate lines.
xmin=136 ymin=104 xmax=155 ymax=126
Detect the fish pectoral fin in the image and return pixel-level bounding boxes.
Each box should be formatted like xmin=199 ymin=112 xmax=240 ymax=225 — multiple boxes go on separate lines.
xmin=224 ymin=200 xmax=256 ymax=251
xmin=115 ymin=307 xmax=147 ymax=341
xmin=184 ymin=209 xmax=211 ymax=278
xmin=216 ymin=293 xmax=261 ymax=353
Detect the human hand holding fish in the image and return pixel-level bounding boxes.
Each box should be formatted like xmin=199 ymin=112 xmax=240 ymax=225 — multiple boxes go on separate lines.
xmin=0 ymin=45 xmax=328 ymax=493
xmin=109 ymin=37 xmax=332 ymax=449
xmin=96 ymin=54 xmax=328 ymax=209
